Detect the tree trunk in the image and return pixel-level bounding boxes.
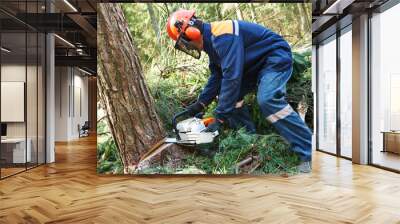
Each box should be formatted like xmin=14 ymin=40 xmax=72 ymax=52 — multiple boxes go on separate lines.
xmin=300 ymin=4 xmax=311 ymax=33
xmin=215 ymin=3 xmax=223 ymax=20
xmin=97 ymin=3 xmax=166 ymax=173
xmin=163 ymin=3 xmax=170 ymax=15
xmin=294 ymin=4 xmax=304 ymax=40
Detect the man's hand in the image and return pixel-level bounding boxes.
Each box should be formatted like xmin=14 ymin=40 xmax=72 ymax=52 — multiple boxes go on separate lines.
xmin=204 ymin=119 xmax=223 ymax=133
xmin=186 ymin=101 xmax=205 ymax=117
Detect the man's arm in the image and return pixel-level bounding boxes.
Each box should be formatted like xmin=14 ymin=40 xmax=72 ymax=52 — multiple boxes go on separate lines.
xmin=213 ymin=34 xmax=244 ymax=121
xmin=198 ymin=61 xmax=222 ymax=106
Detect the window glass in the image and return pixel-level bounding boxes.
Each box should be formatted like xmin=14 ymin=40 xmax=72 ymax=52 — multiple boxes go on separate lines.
xmin=317 ymin=35 xmax=337 ymax=154
xmin=340 ymin=27 xmax=352 ymax=158
xmin=371 ymin=4 xmax=400 ymax=171
xmin=1 ymin=31 xmax=27 ymax=177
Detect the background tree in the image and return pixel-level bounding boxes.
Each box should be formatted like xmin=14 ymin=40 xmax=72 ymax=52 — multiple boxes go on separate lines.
xmin=249 ymin=3 xmax=258 ymax=23
xmin=234 ymin=3 xmax=244 ymax=20
xmin=146 ymin=3 xmax=160 ymax=42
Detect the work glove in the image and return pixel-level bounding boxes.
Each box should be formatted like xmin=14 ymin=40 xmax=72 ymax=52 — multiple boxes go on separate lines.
xmin=186 ymin=101 xmax=205 ymax=117
xmin=204 ymin=119 xmax=223 ymax=133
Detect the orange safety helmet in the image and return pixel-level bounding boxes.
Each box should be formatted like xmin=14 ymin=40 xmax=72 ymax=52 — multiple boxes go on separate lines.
xmin=166 ymin=9 xmax=201 ymax=41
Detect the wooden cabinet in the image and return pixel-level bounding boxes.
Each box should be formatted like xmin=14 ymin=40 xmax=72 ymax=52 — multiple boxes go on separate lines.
xmin=382 ymin=132 xmax=400 ymax=154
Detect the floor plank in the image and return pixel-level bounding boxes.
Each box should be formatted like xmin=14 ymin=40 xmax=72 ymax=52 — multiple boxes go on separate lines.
xmin=0 ymin=135 xmax=400 ymax=223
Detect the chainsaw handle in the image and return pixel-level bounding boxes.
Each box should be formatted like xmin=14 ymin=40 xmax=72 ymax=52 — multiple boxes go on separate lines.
xmin=172 ymin=110 xmax=190 ymax=140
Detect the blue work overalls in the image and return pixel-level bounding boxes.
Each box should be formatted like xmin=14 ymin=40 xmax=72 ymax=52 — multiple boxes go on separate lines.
xmin=198 ymin=20 xmax=312 ymax=162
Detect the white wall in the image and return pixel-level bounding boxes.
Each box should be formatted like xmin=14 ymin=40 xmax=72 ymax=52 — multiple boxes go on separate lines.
xmin=72 ymin=72 xmax=89 ymax=138
xmin=55 ymin=66 xmax=69 ymax=141
xmin=55 ymin=67 xmax=89 ymax=141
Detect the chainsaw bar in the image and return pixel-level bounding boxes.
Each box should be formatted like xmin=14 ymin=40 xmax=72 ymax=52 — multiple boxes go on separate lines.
xmin=164 ymin=137 xmax=178 ymax=143
xmin=138 ymin=137 xmax=194 ymax=165
xmin=138 ymin=138 xmax=169 ymax=163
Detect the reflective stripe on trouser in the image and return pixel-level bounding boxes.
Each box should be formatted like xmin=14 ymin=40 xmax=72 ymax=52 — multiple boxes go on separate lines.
xmin=256 ymin=66 xmax=312 ymax=161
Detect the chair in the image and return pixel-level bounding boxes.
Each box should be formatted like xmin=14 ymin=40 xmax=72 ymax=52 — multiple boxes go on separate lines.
xmin=79 ymin=121 xmax=90 ymax=138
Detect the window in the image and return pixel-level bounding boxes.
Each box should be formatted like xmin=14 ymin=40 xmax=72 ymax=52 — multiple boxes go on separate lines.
xmin=370 ymin=3 xmax=400 ymax=171
xmin=317 ymin=35 xmax=337 ymax=154
xmin=339 ymin=27 xmax=352 ymax=158
xmin=0 ymin=1 xmax=47 ymax=179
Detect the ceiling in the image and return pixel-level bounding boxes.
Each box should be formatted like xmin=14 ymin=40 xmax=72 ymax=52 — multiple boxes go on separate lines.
xmin=0 ymin=0 xmax=98 ymax=75
xmin=312 ymin=0 xmax=389 ymax=43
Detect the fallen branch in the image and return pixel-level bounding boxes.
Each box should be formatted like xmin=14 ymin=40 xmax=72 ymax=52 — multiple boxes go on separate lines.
xmin=235 ymin=155 xmax=260 ymax=174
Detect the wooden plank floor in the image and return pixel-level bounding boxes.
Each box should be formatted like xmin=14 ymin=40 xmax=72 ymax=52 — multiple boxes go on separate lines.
xmin=1 ymin=135 xmax=400 ymax=224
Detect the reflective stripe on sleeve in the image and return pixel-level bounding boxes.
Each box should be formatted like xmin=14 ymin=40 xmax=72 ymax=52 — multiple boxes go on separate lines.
xmin=233 ymin=20 xmax=239 ymax=36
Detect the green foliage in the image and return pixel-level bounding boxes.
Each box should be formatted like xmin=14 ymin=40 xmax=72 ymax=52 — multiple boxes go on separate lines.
xmin=288 ymin=50 xmax=313 ymax=128
xmin=97 ymin=116 xmax=124 ymax=174
xmin=97 ymin=136 xmax=124 ymax=174
xmin=220 ymin=130 xmax=299 ymax=174
xmin=147 ymin=66 xmax=208 ymax=133
xmin=183 ymin=152 xmax=216 ymax=174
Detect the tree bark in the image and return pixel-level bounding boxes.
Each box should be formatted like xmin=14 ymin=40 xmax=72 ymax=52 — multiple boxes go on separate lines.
xmin=97 ymin=3 xmax=166 ymax=173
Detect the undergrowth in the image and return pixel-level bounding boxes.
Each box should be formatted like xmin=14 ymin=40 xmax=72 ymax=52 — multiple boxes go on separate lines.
xmin=97 ymin=117 xmax=123 ymax=174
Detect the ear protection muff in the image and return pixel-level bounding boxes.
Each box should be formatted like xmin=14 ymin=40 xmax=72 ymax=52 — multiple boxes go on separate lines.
xmin=185 ymin=26 xmax=201 ymax=41
xmin=177 ymin=19 xmax=201 ymax=41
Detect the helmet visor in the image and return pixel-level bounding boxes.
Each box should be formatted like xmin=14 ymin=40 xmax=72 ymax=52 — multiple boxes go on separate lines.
xmin=174 ymin=35 xmax=201 ymax=59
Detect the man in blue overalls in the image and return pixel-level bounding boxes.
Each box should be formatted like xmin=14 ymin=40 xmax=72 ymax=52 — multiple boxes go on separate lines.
xmin=166 ymin=10 xmax=312 ymax=172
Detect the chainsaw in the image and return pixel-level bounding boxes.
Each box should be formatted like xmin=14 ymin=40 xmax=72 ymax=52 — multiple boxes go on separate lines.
xmin=165 ymin=110 xmax=219 ymax=146
xmin=137 ymin=110 xmax=220 ymax=166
